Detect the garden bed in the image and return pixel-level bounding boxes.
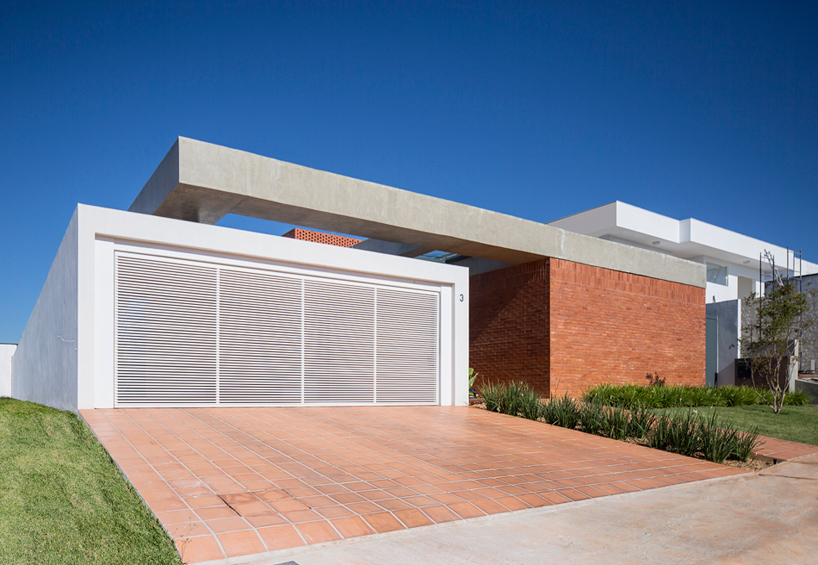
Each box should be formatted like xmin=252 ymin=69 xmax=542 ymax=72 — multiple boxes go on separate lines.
xmin=476 ymin=382 xmax=765 ymax=467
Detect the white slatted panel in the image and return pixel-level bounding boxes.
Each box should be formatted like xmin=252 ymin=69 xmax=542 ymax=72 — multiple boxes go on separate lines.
xmin=376 ymin=288 xmax=439 ymax=403
xmin=114 ymin=251 xmax=441 ymax=407
xmin=304 ymin=279 xmax=375 ymax=403
xmin=116 ymin=255 xmax=218 ymax=405
xmin=218 ymin=269 xmax=302 ymax=404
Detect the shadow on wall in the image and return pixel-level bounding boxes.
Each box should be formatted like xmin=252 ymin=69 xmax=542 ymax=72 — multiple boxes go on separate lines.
xmin=469 ymin=260 xmax=550 ymax=397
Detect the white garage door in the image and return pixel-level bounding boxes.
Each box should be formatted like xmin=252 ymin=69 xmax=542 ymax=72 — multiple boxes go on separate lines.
xmin=114 ymin=252 xmax=440 ymax=407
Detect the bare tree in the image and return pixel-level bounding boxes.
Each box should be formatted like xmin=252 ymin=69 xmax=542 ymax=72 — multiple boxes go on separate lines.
xmin=741 ymin=251 xmax=813 ymax=413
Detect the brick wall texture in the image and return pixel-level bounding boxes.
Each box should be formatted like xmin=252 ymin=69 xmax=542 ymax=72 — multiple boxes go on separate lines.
xmin=470 ymin=260 xmax=551 ymax=395
xmin=282 ymin=228 xmax=362 ymax=248
xmin=470 ymin=258 xmax=706 ymax=398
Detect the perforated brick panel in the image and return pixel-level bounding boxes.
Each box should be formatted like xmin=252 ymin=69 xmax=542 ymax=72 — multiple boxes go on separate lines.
xmin=282 ymin=228 xmax=362 ymax=248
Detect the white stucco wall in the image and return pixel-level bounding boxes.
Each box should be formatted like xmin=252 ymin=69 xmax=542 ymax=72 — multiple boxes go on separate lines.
xmin=12 ymin=212 xmax=79 ymax=411
xmin=550 ymin=202 xmax=818 ymax=293
xmin=17 ymin=205 xmax=469 ymax=411
xmin=0 ymin=344 xmax=16 ymax=397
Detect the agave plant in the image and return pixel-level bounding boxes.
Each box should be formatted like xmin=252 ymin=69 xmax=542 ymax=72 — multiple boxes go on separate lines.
xmin=468 ymin=368 xmax=479 ymax=398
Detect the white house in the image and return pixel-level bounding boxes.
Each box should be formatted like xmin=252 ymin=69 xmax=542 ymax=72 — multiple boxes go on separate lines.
xmin=549 ymin=201 xmax=818 ymax=385
xmin=11 ymin=204 xmax=469 ymax=411
xmin=10 ymin=138 xmax=709 ymax=410
xmin=549 ymin=201 xmax=818 ymax=303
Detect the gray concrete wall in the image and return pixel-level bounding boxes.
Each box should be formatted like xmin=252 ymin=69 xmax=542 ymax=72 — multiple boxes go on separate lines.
xmin=797 ymin=274 xmax=818 ymax=372
xmin=796 ymin=378 xmax=818 ymax=404
xmin=12 ymin=211 xmax=79 ymax=411
xmin=129 ymin=137 xmax=706 ymax=288
xmin=0 ymin=344 xmax=16 ymax=397
xmin=740 ymin=297 xmax=755 ymax=341
xmin=706 ymin=300 xmax=741 ymax=386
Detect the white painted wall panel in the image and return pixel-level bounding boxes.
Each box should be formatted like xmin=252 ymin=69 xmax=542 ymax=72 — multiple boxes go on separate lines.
xmin=53 ymin=204 xmax=466 ymax=410
xmin=12 ymin=212 xmax=79 ymax=411
xmin=0 ymin=344 xmax=16 ymax=397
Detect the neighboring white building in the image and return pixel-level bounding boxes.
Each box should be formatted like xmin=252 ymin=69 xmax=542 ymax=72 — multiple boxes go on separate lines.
xmin=549 ymin=201 xmax=818 ymax=304
xmin=550 ymin=201 xmax=818 ymax=386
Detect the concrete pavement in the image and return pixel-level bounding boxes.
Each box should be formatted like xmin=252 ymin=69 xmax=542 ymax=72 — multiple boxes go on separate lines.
xmin=209 ymin=452 xmax=818 ymax=565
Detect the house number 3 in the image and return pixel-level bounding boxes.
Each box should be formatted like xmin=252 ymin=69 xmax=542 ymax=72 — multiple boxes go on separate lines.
xmin=459 ymin=294 xmax=464 ymax=302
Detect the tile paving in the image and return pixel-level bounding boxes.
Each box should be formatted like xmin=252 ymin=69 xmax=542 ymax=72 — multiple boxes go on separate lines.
xmin=753 ymin=434 xmax=818 ymax=461
xmin=81 ymin=406 xmax=746 ymax=563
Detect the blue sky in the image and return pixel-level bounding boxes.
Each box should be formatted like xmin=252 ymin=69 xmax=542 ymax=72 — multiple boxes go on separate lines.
xmin=1 ymin=1 xmax=817 ymax=343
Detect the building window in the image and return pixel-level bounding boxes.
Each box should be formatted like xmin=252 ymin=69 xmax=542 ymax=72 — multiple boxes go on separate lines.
xmin=706 ymin=262 xmax=728 ymax=286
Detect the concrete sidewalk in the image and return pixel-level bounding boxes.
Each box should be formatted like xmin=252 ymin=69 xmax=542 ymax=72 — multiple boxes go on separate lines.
xmin=214 ymin=452 xmax=818 ymax=565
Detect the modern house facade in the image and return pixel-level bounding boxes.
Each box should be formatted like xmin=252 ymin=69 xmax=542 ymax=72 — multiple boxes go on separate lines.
xmin=549 ymin=201 xmax=818 ymax=386
xmin=12 ymin=205 xmax=468 ymax=411
xmin=12 ymin=138 xmax=709 ymax=411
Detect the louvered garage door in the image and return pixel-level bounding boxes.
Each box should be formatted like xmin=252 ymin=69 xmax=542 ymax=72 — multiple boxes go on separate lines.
xmin=114 ymin=253 xmax=439 ymax=406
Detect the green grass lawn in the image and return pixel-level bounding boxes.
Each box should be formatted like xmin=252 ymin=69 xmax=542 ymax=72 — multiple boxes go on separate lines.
xmin=0 ymin=398 xmax=181 ymax=565
xmin=656 ymin=404 xmax=818 ymax=447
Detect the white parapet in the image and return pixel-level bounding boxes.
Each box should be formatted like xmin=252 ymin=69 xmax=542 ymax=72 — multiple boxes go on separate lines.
xmin=0 ymin=344 xmax=16 ymax=397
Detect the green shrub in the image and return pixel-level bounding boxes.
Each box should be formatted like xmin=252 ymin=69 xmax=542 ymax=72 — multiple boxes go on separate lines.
xmin=578 ymin=402 xmax=605 ymax=435
xmin=733 ymin=429 xmax=763 ymax=461
xmin=649 ymin=413 xmax=672 ymax=452
xmin=646 ymin=409 xmax=761 ymax=463
xmin=599 ymin=405 xmax=630 ymax=440
xmin=481 ymin=381 xmax=505 ymax=413
xmin=626 ymin=404 xmax=656 ymax=439
xmin=480 ymin=381 xmax=542 ymax=420
xmin=716 ymin=385 xmax=757 ymax=407
xmin=697 ymin=411 xmax=738 ymax=464
xmin=541 ymin=395 xmax=581 ymax=429
xmin=518 ymin=388 xmax=543 ymax=420
xmin=783 ymin=390 xmax=809 ymax=406
xmin=652 ymin=409 xmax=700 ymax=457
xmin=483 ymin=381 xmax=763 ymax=463
xmin=582 ymin=383 xmax=810 ymax=409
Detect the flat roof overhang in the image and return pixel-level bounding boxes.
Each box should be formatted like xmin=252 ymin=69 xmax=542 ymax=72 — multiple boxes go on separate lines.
xmin=129 ymin=137 xmax=706 ymax=288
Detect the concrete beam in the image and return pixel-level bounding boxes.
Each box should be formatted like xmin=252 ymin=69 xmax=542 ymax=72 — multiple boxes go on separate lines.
xmin=129 ymin=137 xmax=706 ymax=287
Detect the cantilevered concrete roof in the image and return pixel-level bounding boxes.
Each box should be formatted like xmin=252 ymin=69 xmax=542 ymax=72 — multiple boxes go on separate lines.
xmin=129 ymin=137 xmax=706 ymax=287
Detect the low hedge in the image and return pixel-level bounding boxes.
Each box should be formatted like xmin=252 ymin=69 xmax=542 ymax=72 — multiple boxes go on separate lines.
xmin=581 ymin=383 xmax=809 ymax=409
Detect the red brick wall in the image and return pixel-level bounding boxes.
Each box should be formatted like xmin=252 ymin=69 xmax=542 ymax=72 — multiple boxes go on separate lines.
xmin=282 ymin=228 xmax=362 ymax=248
xmin=548 ymin=258 xmax=706 ymax=397
xmin=469 ymin=260 xmax=550 ymax=395
xmin=469 ymin=258 xmax=706 ymax=399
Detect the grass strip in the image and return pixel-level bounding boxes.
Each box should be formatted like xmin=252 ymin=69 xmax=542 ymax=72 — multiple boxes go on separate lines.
xmin=0 ymin=398 xmax=181 ymax=565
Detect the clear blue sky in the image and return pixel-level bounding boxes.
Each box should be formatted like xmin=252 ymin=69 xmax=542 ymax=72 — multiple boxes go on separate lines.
xmin=2 ymin=1 xmax=817 ymax=343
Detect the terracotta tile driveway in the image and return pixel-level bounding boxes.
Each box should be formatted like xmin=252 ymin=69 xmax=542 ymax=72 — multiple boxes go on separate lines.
xmin=81 ymin=407 xmax=745 ymax=563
